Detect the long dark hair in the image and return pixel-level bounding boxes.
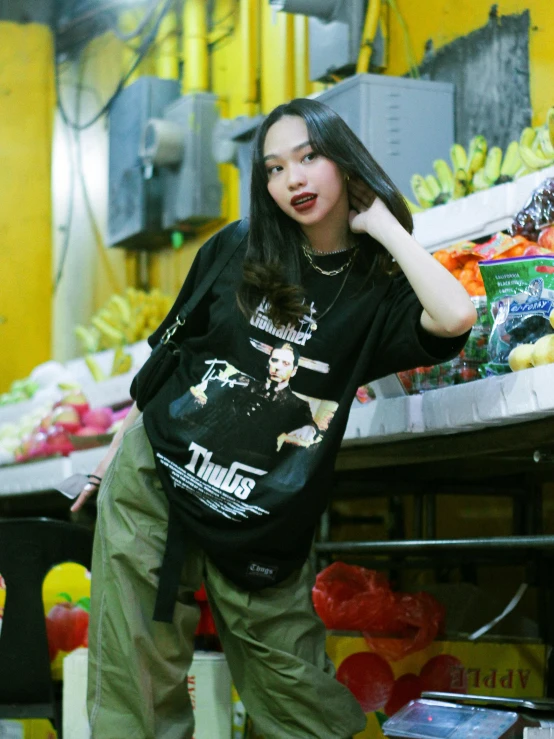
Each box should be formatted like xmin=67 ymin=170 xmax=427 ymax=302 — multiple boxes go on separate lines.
xmin=237 ymin=97 xmax=413 ymax=327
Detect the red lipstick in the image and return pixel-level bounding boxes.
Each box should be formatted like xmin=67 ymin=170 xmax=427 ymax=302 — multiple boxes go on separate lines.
xmin=291 ymin=192 xmax=317 ymax=212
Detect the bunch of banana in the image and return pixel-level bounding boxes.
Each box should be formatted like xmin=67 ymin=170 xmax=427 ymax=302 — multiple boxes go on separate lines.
xmin=74 ymin=288 xmax=173 ymax=355
xmin=518 ymin=118 xmax=554 ymax=172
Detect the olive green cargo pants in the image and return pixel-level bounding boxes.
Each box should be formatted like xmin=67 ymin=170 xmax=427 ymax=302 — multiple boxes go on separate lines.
xmin=87 ymin=416 xmax=367 ymax=738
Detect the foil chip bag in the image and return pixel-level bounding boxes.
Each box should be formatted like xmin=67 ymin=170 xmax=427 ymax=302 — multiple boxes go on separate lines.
xmin=479 ymin=255 xmax=554 ymax=373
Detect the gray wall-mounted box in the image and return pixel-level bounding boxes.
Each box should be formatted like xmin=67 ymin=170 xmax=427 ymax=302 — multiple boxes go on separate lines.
xmin=107 ymin=76 xmax=179 ymax=249
xmin=317 ymin=74 xmax=455 ymax=198
xmin=162 ymin=93 xmax=222 ymax=229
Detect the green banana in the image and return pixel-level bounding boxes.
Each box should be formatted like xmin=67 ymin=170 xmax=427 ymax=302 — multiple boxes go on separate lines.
xmin=484 ymin=146 xmax=503 ymax=184
xmin=450 ymin=143 xmax=468 ymax=173
xmin=467 ymin=135 xmax=488 ymax=175
xmin=433 ymin=159 xmax=454 ymax=197
xmin=410 ymin=174 xmax=435 ymax=208
xmin=452 ymin=168 xmax=469 ymax=200
xmin=499 ymin=140 xmax=522 ymax=180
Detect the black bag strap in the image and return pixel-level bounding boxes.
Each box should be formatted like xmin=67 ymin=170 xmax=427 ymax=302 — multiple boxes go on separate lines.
xmin=160 ymin=218 xmax=249 ymax=346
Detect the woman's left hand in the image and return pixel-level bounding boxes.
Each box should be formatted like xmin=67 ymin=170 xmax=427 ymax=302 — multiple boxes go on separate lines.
xmin=348 ymin=178 xmax=400 ymax=242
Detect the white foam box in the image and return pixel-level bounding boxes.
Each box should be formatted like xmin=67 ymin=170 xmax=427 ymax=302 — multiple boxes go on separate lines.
xmin=0 ymin=455 xmax=72 ymax=496
xmin=422 ymin=364 xmax=554 ymax=434
xmin=188 ymin=652 xmax=232 ymax=739
xmin=343 ymin=395 xmax=422 ymax=444
xmin=63 ymin=648 xmax=90 ymax=739
xmin=413 ymin=165 xmax=554 ymax=253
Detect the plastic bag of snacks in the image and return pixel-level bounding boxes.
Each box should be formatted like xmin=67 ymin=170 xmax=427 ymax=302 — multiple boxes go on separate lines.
xmin=479 ymin=255 xmax=554 ymax=374
xmin=509 ymin=178 xmax=554 ymax=242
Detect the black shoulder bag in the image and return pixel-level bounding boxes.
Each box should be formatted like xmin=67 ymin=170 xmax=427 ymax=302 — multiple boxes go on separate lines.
xmin=131 ymin=219 xmax=249 ymax=410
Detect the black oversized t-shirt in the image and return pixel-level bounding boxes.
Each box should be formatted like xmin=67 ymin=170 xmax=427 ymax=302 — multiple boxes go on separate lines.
xmin=140 ymin=221 xmax=469 ymax=588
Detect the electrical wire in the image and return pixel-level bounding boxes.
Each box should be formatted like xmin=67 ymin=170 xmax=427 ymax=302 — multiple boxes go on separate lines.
xmin=111 ymin=0 xmax=161 ymax=42
xmin=54 ymin=54 xmax=123 ymax=294
xmin=53 ymin=106 xmax=76 ymax=292
xmin=56 ymin=0 xmax=175 ymax=131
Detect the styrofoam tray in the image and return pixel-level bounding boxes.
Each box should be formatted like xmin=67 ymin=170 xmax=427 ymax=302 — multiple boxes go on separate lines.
xmin=423 ymin=363 xmax=554 ymax=433
xmin=343 ymin=395 xmax=422 ymax=443
xmin=0 ymin=446 xmax=109 ymax=497
xmin=413 ymin=165 xmax=554 ymax=253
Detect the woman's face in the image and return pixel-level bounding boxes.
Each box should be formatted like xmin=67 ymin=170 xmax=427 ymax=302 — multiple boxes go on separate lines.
xmin=263 ymin=115 xmax=348 ymax=228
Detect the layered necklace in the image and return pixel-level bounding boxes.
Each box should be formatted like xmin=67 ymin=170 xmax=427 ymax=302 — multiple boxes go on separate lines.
xmin=300 ymin=240 xmax=359 ymax=276
xmin=300 ymin=240 xmax=359 ymax=330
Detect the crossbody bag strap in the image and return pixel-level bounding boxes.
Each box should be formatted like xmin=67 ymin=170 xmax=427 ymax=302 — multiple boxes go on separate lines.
xmin=160 ymin=218 xmax=249 ymax=345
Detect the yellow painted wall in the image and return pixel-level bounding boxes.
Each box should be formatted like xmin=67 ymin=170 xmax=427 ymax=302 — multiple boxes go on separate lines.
xmin=0 ymin=23 xmax=54 ymax=392
xmin=387 ymin=0 xmax=553 ymax=126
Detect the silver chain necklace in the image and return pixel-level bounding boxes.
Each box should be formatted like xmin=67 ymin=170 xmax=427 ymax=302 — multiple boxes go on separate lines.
xmin=301 ymin=241 xmax=359 ymax=276
xmin=308 ymin=257 xmax=356 ymax=330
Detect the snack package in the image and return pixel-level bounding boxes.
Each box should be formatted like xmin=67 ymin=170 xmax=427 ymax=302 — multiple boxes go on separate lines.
xmin=509 ymin=177 xmax=554 ymax=241
xmin=479 ymin=255 xmax=554 ymax=373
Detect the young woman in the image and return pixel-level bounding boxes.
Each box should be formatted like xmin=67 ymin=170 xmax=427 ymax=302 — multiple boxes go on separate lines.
xmin=73 ymin=98 xmax=476 ymax=738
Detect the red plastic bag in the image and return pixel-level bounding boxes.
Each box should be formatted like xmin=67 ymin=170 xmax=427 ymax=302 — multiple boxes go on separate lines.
xmin=312 ymin=562 xmax=445 ymax=661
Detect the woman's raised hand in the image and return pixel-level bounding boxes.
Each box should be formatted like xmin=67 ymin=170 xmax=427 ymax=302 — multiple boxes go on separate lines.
xmin=347 ymin=178 xmax=400 ymax=243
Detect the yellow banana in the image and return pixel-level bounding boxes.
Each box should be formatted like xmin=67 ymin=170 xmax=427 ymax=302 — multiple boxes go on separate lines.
xmin=410 ymin=174 xmax=435 ymax=208
xmin=91 ymin=316 xmax=125 ymax=344
xmin=472 ymin=167 xmax=492 ymax=191
xmin=537 ymin=125 xmax=554 ymax=159
xmin=452 ymin=168 xmax=469 ymax=200
xmin=499 ymin=140 xmax=522 ymax=180
xmin=433 ymin=159 xmax=454 ymax=197
xmin=109 ymin=295 xmax=132 ymax=325
xmin=75 ymin=325 xmax=99 ymax=354
xmin=514 ymin=165 xmax=534 ymax=179
xmin=520 ymin=127 xmax=536 ymax=149
xmin=450 ymin=144 xmax=468 ymax=173
xmin=110 ymin=347 xmax=133 ymax=377
xmin=85 ymin=355 xmax=107 ymax=383
xmin=484 ymin=146 xmax=503 ymax=184
xmin=424 ymin=174 xmax=442 ymax=201
xmin=403 ymin=197 xmax=424 ymax=214
xmin=467 ymin=135 xmax=488 ymax=175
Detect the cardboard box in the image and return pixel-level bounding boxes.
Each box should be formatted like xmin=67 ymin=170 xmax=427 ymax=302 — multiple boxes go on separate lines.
xmin=326 ymin=633 xmax=548 ymax=739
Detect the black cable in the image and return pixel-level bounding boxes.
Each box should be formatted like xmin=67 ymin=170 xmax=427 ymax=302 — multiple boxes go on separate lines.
xmin=56 ymin=0 xmax=175 ymax=131
xmin=111 ymin=0 xmax=160 ymax=42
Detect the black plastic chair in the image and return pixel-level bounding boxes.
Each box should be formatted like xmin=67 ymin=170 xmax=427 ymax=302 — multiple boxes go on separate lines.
xmin=0 ymin=518 xmax=93 ymax=736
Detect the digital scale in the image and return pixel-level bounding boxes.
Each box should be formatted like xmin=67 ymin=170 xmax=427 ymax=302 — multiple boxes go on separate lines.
xmin=381 ymin=695 xmax=551 ymax=739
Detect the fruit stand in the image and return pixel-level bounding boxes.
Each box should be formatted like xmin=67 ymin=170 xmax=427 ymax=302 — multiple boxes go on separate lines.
xmin=2 ymin=153 xmax=554 ymax=739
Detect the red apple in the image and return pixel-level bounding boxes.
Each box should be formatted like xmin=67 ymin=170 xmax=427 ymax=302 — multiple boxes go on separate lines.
xmin=51 ymin=405 xmax=82 ymax=433
xmin=44 ymin=426 xmax=75 ymax=457
xmin=38 ymin=412 xmax=55 ymax=432
xmin=75 ymin=426 xmax=107 ymax=437
xmin=81 ymin=407 xmax=113 ymax=431
xmin=538 ymin=226 xmax=554 ymax=252
xmin=55 ymin=389 xmax=90 ymax=419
